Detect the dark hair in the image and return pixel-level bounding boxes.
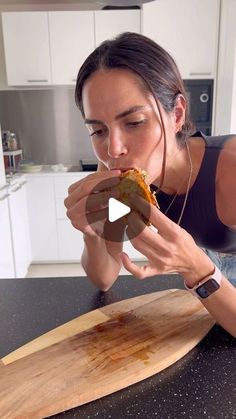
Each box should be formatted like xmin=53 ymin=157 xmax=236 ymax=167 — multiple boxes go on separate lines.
xmin=75 ymin=32 xmax=194 ymax=145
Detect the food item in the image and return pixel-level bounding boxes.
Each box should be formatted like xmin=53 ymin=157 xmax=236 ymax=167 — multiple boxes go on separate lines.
xmin=118 ymin=168 xmax=159 ymax=224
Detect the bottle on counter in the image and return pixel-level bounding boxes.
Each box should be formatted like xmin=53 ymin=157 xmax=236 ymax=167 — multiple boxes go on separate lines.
xmin=7 ymin=133 xmax=18 ymax=151
xmin=2 ymin=130 xmax=10 ymax=151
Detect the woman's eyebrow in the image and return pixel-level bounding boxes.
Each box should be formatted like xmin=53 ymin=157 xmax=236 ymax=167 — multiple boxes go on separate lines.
xmin=115 ymin=105 xmax=149 ymax=120
xmin=84 ymin=105 xmax=149 ymax=125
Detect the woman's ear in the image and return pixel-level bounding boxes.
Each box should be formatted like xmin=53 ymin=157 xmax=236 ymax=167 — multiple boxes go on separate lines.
xmin=174 ymin=95 xmax=186 ymax=132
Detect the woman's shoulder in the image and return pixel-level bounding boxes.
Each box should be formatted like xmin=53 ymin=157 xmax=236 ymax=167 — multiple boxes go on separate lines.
xmin=216 ymin=135 xmax=236 ymax=227
xmin=219 ymin=134 xmax=236 ymax=165
xmin=204 ymin=133 xmax=236 ymax=148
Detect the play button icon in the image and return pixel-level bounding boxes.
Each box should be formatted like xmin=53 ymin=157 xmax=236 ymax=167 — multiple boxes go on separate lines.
xmin=85 ymin=176 xmax=152 ymax=242
xmin=108 ymin=198 xmax=130 ymax=222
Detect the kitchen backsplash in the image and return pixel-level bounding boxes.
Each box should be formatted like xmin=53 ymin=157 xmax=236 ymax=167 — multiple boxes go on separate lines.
xmin=0 ymin=88 xmax=94 ymax=165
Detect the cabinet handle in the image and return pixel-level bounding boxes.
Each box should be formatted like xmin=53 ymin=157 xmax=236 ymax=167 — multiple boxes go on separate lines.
xmin=27 ymin=79 xmax=48 ymax=83
xmin=0 ymin=193 xmax=9 ymax=201
xmin=0 ymin=184 xmax=8 ymax=191
xmin=11 ymin=185 xmax=22 ymax=193
xmin=189 ymin=72 xmax=212 ymax=76
xmin=19 ymin=180 xmax=27 ymax=186
xmin=72 ymin=79 xmax=77 ymax=82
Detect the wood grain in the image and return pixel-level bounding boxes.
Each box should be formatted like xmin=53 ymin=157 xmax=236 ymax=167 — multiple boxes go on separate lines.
xmin=2 ymin=289 xmax=172 ymax=366
xmin=0 ymin=290 xmax=215 ymax=419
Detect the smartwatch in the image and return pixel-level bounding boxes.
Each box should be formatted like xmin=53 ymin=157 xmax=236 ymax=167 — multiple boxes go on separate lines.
xmin=184 ymin=264 xmax=222 ymax=299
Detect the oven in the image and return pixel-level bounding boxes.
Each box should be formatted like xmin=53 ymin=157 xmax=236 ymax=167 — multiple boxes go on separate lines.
xmin=184 ymin=79 xmax=214 ymax=136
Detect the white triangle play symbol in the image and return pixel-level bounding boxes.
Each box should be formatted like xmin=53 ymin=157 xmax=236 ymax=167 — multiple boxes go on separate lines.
xmin=108 ymin=198 xmax=131 ymax=222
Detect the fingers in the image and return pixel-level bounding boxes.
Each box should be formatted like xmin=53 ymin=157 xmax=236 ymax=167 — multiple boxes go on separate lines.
xmin=65 ymin=171 xmax=121 ymax=211
xmin=119 ymin=252 xmax=158 ymax=279
xmin=126 ymin=211 xmax=166 ymax=250
xmin=68 ymin=170 xmax=121 ymax=194
xmin=66 ymin=192 xmax=110 ymax=228
xmin=86 ymin=189 xmax=120 ymax=211
xmin=130 ymin=193 xmax=179 ymax=237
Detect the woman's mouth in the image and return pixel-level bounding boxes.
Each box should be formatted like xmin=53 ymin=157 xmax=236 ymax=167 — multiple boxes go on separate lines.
xmin=109 ymin=166 xmax=137 ymax=172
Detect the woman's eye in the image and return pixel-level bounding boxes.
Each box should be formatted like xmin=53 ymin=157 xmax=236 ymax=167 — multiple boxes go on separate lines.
xmin=127 ymin=120 xmax=145 ymax=127
xmin=90 ymin=129 xmax=105 ymax=137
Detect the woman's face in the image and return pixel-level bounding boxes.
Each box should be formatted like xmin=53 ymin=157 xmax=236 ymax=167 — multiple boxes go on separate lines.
xmin=82 ymin=68 xmax=178 ymax=184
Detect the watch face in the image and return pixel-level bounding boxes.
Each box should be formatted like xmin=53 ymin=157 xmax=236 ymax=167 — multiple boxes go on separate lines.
xmin=196 ymin=278 xmax=220 ymax=299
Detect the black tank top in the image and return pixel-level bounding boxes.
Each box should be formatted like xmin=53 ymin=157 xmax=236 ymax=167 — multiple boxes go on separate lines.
xmin=151 ymin=132 xmax=236 ymax=253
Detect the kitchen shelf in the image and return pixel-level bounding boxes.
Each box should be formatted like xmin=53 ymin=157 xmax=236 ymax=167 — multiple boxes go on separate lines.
xmin=3 ymin=149 xmax=23 ymax=170
xmin=3 ymin=149 xmax=22 ymax=156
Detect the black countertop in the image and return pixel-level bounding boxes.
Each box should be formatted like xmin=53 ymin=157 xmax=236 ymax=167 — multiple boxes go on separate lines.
xmin=0 ymin=274 xmax=235 ymax=419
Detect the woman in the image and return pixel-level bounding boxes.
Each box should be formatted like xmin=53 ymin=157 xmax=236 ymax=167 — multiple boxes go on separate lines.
xmin=64 ymin=32 xmax=236 ymax=336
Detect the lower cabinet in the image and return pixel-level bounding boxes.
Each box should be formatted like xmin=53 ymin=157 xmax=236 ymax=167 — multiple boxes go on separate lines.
xmin=8 ymin=179 xmax=31 ymax=277
xmin=27 ymin=173 xmax=146 ymax=263
xmin=57 ymin=220 xmax=84 ymax=261
xmin=0 ymin=189 xmax=15 ymax=278
xmin=26 ymin=176 xmax=58 ymax=261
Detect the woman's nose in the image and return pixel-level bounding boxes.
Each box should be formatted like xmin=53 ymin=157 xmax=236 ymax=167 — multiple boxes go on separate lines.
xmin=107 ymin=130 xmax=128 ymax=158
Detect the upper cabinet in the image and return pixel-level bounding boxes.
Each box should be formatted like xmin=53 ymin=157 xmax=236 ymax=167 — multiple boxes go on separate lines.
xmin=142 ymin=0 xmax=220 ymax=79
xmin=1 ymin=9 xmax=140 ymax=87
xmin=94 ymin=10 xmax=141 ymax=47
xmin=49 ymin=11 xmax=94 ymax=85
xmin=2 ymin=3 xmax=220 ymax=86
xmin=2 ymin=12 xmax=51 ymax=86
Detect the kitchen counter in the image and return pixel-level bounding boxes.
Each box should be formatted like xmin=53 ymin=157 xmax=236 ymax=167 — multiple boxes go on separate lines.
xmin=0 ymin=274 xmax=235 ymax=419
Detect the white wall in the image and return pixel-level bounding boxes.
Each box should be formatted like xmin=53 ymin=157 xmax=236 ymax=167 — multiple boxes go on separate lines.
xmin=230 ymin=40 xmax=236 ymax=133
xmin=215 ymin=0 xmax=236 ymax=135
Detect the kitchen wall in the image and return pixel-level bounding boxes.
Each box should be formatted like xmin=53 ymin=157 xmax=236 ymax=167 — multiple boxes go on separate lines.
xmin=0 ymin=88 xmax=95 ymax=164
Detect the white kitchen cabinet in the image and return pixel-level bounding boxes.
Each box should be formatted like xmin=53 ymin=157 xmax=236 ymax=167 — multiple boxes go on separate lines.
xmin=142 ymin=0 xmax=220 ymax=79
xmin=26 ymin=176 xmax=58 ymax=261
xmin=48 ymin=11 xmax=94 ymax=85
xmin=54 ymin=174 xmax=85 ymax=261
xmin=8 ymin=178 xmax=31 ymax=277
xmin=57 ymin=220 xmax=85 ymax=261
xmin=0 ymin=125 xmax=6 ymax=189
xmin=0 ymin=188 xmax=15 ymax=278
xmin=1 ymin=9 xmax=140 ymax=87
xmin=2 ymin=12 xmax=51 ymax=86
xmin=215 ymin=0 xmax=236 ymax=135
xmin=94 ymin=10 xmax=141 ymax=47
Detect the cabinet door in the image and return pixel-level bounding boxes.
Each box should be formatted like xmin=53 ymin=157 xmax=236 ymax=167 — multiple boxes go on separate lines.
xmin=49 ymin=11 xmax=95 ymax=85
xmin=0 ymin=191 xmax=15 ymax=278
xmin=142 ymin=0 xmax=220 ymax=79
xmin=2 ymin=12 xmax=51 ymax=86
xmin=95 ymin=10 xmax=141 ymax=47
xmin=26 ymin=176 xmax=58 ymax=261
xmin=8 ymin=181 xmax=31 ymax=278
xmin=57 ymin=220 xmax=84 ymax=261
xmin=0 ymin=126 xmax=6 ymax=188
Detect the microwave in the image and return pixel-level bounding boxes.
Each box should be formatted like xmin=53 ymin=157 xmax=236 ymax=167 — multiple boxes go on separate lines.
xmin=183 ymin=79 xmax=213 ymax=136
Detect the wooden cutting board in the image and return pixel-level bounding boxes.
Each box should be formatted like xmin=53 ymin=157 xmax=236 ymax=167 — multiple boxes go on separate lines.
xmin=0 ymin=289 xmax=215 ymax=419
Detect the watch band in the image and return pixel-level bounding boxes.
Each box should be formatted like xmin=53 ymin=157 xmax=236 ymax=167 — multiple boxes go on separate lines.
xmin=184 ymin=264 xmax=222 ymax=299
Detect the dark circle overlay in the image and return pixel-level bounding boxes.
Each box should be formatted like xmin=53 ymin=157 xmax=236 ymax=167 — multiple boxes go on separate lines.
xmin=85 ymin=177 xmax=152 ymax=242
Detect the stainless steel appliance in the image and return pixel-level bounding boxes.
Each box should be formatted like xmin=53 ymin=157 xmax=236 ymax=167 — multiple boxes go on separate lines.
xmin=184 ymin=79 xmax=213 ymax=136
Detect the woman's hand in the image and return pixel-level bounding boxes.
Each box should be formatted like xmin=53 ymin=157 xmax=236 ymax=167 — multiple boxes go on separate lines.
xmin=64 ymin=170 xmax=121 ymax=237
xmin=121 ymin=193 xmax=214 ymax=286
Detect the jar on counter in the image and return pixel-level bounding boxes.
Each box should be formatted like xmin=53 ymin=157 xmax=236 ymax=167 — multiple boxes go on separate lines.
xmin=7 ymin=133 xmax=18 ymax=151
